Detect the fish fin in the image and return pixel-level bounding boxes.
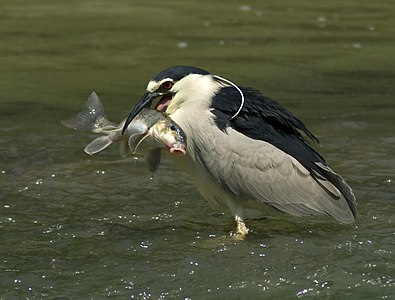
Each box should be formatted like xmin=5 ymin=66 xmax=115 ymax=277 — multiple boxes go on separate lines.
xmin=84 ymin=136 xmax=112 ymax=155
xmin=119 ymin=140 xmax=130 ymax=158
xmin=128 ymin=124 xmax=149 ymax=153
xmin=128 ymin=134 xmax=143 ymax=153
xmin=125 ymin=123 xmax=148 ymax=152
xmin=132 ymin=133 xmax=152 ymax=154
xmin=61 ymin=92 xmax=112 ymax=131
xmin=144 ymin=148 xmax=161 ymax=173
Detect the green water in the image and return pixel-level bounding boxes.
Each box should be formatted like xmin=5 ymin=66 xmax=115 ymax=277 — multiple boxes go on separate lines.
xmin=1 ymin=0 xmax=394 ymax=298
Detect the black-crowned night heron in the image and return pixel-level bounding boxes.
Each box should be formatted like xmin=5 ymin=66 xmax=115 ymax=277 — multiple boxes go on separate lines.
xmin=123 ymin=66 xmax=357 ymax=237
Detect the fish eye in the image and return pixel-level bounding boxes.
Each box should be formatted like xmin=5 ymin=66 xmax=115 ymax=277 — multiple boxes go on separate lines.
xmin=162 ymin=81 xmax=173 ymax=90
xmin=170 ymin=125 xmax=177 ymax=131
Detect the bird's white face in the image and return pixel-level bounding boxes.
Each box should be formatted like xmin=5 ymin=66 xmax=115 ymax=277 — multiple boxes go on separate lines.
xmin=146 ymin=74 xmax=222 ymax=115
xmin=121 ymin=66 xmax=221 ymax=137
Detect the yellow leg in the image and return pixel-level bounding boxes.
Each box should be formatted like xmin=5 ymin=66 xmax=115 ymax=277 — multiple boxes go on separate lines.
xmin=231 ymin=215 xmax=249 ymax=240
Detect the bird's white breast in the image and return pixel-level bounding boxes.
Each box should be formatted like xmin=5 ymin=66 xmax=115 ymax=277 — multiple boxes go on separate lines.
xmin=168 ymin=107 xmax=285 ymax=217
xmin=168 ymin=105 xmax=346 ymax=220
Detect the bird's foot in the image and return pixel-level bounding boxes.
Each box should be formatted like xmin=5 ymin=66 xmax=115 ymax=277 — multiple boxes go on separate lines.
xmin=230 ymin=216 xmax=249 ymax=240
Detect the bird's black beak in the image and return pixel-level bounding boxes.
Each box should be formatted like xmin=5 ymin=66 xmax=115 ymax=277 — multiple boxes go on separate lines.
xmin=122 ymin=91 xmax=159 ymax=134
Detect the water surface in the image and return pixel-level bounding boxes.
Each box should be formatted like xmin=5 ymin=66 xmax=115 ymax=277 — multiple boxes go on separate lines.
xmin=0 ymin=0 xmax=394 ymax=298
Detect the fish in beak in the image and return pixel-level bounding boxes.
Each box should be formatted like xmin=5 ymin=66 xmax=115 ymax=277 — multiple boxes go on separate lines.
xmin=122 ymin=91 xmax=159 ymax=134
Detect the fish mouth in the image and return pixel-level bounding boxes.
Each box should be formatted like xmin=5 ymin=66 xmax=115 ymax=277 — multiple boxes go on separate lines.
xmin=155 ymin=94 xmax=172 ymax=112
xmin=169 ymin=144 xmax=186 ymax=156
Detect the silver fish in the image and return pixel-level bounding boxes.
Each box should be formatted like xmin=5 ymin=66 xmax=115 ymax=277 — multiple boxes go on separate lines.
xmin=61 ymin=92 xmax=187 ymax=172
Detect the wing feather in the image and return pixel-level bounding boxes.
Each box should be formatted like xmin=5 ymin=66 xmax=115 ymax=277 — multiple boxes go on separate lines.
xmin=207 ymin=86 xmax=356 ymax=222
xmin=196 ymin=127 xmax=356 ymax=223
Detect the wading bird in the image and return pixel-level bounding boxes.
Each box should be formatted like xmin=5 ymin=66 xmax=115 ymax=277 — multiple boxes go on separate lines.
xmin=123 ymin=66 xmax=357 ymax=237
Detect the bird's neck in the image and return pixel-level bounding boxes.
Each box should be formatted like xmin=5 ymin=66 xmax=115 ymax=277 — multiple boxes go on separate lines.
xmin=166 ymin=77 xmax=226 ymax=176
xmin=169 ymin=108 xmax=216 ymax=177
xmin=166 ymin=75 xmax=222 ymax=114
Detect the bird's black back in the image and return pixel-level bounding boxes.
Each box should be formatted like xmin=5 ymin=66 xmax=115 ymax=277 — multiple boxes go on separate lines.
xmin=211 ymin=86 xmax=327 ymax=175
xmin=211 ymin=86 xmax=357 ymax=220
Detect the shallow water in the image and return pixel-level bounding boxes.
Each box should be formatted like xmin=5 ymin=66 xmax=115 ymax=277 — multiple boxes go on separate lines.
xmin=0 ymin=0 xmax=394 ymax=299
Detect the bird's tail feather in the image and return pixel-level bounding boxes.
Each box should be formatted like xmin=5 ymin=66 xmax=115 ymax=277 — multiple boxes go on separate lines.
xmin=314 ymin=162 xmax=357 ymax=220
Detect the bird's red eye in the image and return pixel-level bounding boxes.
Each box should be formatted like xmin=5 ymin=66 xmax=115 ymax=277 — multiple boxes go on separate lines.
xmin=162 ymin=81 xmax=173 ymax=90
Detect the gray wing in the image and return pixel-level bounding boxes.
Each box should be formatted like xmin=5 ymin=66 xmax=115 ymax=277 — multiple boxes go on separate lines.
xmin=196 ymin=128 xmax=356 ymax=223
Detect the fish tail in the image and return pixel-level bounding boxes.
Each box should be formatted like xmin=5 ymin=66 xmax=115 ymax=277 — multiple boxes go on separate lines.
xmin=84 ymin=136 xmax=113 ymax=155
xmin=61 ymin=92 xmax=107 ymax=131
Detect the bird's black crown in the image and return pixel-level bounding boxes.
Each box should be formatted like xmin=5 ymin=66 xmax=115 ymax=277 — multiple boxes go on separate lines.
xmin=152 ymin=66 xmax=211 ymax=82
